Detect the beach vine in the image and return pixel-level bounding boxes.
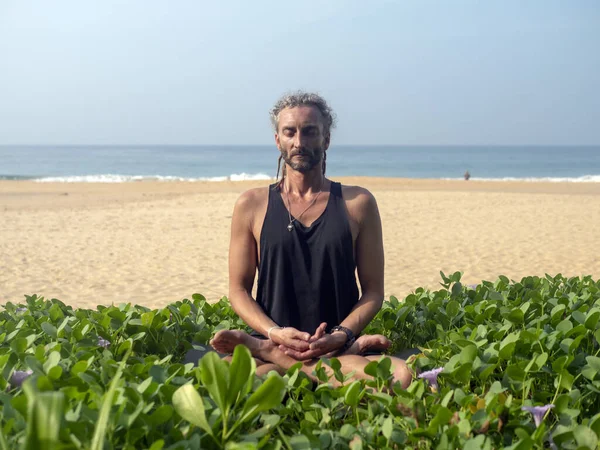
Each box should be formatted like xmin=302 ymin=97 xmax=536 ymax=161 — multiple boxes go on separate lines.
xmin=0 ymin=273 xmax=599 ymax=449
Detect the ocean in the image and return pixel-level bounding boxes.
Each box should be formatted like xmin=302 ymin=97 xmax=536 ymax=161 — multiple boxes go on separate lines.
xmin=1 ymin=145 xmax=599 ymax=182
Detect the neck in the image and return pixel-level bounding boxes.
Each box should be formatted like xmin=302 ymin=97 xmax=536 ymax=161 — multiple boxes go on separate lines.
xmin=283 ymin=167 xmax=325 ymax=197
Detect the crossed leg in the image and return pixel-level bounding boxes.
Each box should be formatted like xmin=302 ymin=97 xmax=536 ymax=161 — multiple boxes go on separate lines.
xmin=211 ymin=330 xmax=412 ymax=388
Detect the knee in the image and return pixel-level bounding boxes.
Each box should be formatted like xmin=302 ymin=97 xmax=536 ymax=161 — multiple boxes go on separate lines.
xmin=394 ymin=360 xmax=413 ymax=390
xmin=256 ymin=363 xmax=285 ymax=376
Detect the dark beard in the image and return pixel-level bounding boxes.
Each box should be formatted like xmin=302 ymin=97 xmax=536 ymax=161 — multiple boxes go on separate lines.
xmin=281 ymin=148 xmax=324 ymax=173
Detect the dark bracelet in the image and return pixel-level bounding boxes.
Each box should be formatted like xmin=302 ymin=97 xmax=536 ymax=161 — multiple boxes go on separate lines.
xmin=330 ymin=325 xmax=356 ymax=351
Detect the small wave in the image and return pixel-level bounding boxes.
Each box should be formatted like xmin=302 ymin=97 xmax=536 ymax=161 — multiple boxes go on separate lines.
xmin=32 ymin=173 xmax=274 ymax=183
xmin=0 ymin=175 xmax=37 ymax=181
xmin=443 ymin=175 xmax=600 ymax=183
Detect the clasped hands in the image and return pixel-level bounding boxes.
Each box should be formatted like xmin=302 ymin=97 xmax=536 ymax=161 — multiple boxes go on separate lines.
xmin=270 ymin=322 xmax=347 ymax=360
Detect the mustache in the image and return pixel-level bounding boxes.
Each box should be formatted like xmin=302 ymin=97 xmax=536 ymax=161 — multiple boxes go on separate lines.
xmin=290 ymin=149 xmax=317 ymax=157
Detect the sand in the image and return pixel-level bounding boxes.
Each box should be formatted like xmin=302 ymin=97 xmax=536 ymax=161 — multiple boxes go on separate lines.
xmin=1 ymin=178 xmax=599 ymax=309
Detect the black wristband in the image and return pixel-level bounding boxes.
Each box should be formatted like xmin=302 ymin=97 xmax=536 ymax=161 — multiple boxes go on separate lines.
xmin=330 ymin=325 xmax=356 ymax=350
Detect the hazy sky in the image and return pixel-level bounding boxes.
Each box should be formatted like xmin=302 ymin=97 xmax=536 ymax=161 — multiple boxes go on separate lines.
xmin=1 ymin=1 xmax=598 ymax=145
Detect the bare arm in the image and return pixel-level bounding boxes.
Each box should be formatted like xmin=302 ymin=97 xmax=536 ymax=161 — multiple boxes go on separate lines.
xmin=228 ymin=190 xmax=277 ymax=336
xmin=338 ymin=189 xmax=385 ymax=335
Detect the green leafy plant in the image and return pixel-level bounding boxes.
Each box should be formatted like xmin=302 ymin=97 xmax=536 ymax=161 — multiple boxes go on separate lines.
xmin=1 ymin=274 xmax=599 ymax=448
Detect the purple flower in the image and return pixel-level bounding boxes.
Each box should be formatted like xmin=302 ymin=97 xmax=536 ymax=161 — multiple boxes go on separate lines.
xmin=467 ymin=284 xmax=479 ymax=290
xmin=97 ymin=337 xmax=110 ymax=348
xmin=522 ymin=404 xmax=554 ymax=427
xmin=15 ymin=307 xmax=27 ymax=314
xmin=418 ymin=367 xmax=444 ymax=391
xmin=10 ymin=370 xmax=33 ymax=388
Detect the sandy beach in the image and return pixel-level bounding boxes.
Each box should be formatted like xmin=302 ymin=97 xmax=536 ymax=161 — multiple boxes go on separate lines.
xmin=1 ymin=178 xmax=599 ymax=309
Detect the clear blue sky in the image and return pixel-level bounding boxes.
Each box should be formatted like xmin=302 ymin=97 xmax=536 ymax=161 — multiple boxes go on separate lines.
xmin=1 ymin=1 xmax=598 ymax=145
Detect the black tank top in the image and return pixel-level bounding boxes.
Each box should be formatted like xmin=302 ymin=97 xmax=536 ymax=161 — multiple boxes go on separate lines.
xmin=256 ymin=181 xmax=359 ymax=334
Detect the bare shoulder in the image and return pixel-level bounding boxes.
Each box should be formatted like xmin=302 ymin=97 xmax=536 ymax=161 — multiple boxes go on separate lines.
xmin=232 ymin=186 xmax=270 ymax=228
xmin=340 ymin=184 xmax=379 ymax=224
xmin=235 ymin=186 xmax=269 ymax=210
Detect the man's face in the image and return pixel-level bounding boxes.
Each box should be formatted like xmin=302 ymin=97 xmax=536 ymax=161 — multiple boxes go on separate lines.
xmin=275 ymin=105 xmax=330 ymax=174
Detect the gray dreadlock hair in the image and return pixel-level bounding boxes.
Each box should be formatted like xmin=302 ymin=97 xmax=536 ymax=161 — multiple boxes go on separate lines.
xmin=270 ymin=91 xmax=336 ymax=183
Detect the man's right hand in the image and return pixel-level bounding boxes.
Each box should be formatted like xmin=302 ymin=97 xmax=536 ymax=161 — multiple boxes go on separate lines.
xmin=270 ymin=327 xmax=311 ymax=351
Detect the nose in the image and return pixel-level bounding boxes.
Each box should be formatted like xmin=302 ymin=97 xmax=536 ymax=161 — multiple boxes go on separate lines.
xmin=293 ymin=130 xmax=304 ymax=149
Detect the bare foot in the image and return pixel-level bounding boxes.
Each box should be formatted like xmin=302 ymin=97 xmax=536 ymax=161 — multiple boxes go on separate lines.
xmin=210 ymin=330 xmax=275 ymax=360
xmin=345 ymin=334 xmax=391 ymax=355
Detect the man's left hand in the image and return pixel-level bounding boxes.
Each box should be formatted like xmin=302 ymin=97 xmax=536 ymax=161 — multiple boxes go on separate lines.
xmin=279 ymin=326 xmax=347 ymax=360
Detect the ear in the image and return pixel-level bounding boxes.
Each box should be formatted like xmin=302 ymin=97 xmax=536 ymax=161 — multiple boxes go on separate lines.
xmin=323 ymin=133 xmax=331 ymax=151
xmin=274 ymin=133 xmax=281 ymax=150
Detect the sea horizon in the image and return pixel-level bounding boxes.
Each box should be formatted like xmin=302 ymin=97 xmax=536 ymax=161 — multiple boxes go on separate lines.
xmin=1 ymin=144 xmax=599 ymax=183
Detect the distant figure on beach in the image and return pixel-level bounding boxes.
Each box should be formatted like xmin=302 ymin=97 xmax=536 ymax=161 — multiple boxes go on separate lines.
xmin=464 ymin=170 xmax=471 ymax=181
xmin=210 ymin=91 xmax=411 ymax=387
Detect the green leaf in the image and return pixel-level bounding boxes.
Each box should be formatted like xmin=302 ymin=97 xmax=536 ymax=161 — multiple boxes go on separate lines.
xmin=376 ymin=356 xmax=392 ymax=380
xmin=329 ymin=357 xmax=341 ymax=372
xmin=559 ymin=369 xmax=574 ymax=390
xmin=503 ymin=437 xmax=534 ymax=450
xmin=179 ymin=303 xmax=191 ymax=318
xmin=534 ymin=352 xmax=548 ymax=371
xmin=172 ymin=384 xmax=213 ymax=436
xmin=451 ymin=282 xmax=463 ymax=297
xmin=440 ymin=271 xmax=450 ymax=284
xmin=364 ymin=361 xmax=377 ymax=377
xmin=47 ymin=366 xmax=62 ymax=381
xmin=289 ymin=435 xmax=312 ymax=450
xmin=10 ymin=338 xmax=28 ymax=354
xmin=23 ymin=382 xmax=65 ymax=450
xmin=589 ymin=413 xmax=600 ymax=438
xmin=199 ymin=351 xmax=230 ymax=413
xmin=507 ymin=309 xmax=524 ymax=324
xmin=573 ymin=425 xmax=598 ymax=449
xmin=149 ymin=405 xmax=173 ymax=426
xmin=344 ymin=380 xmax=362 ymax=407
xmin=71 ymin=360 xmax=89 ymax=376
xmin=556 ymin=319 xmax=573 ymax=334
xmin=499 ymin=332 xmax=519 ymax=359
xmin=441 ymin=390 xmax=454 ymax=407
xmin=382 ymin=416 xmax=393 ymax=440
xmin=428 ymin=406 xmax=453 ymax=431
xmin=40 ymin=322 xmax=57 ymax=339
xmin=552 ymin=355 xmax=573 ymax=373
xmin=552 ymin=426 xmax=575 ymax=446
xmin=463 ymin=435 xmax=491 ymax=450
xmin=0 ymin=428 xmax=8 ymax=450
xmin=551 ymin=304 xmax=566 ymax=322
xmin=90 ymin=345 xmax=132 ymax=450
xmin=227 ymin=345 xmax=255 ymax=408
xmin=141 ymin=311 xmax=155 ymax=328
xmin=460 ymin=345 xmax=478 ymax=364
xmin=586 ymin=356 xmax=600 ymax=373
xmin=585 ymin=308 xmax=600 ymax=330
xmin=117 ymin=339 xmax=132 ymax=356
xmin=446 ymin=300 xmax=460 ymax=318
xmin=366 ymin=392 xmax=392 ymax=406
xmin=239 ymin=373 xmax=286 ymax=423
xmin=572 ymin=310 xmax=587 ymax=325
xmin=43 ymin=352 xmax=60 ymax=373
xmin=148 ymin=440 xmax=164 ymax=450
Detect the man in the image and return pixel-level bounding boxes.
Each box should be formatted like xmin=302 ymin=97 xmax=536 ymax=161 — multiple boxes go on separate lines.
xmin=211 ymin=92 xmax=411 ymax=388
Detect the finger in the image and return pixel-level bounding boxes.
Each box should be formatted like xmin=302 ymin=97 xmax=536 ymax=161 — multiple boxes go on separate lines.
xmin=309 ymin=336 xmax=331 ymax=350
xmin=282 ymin=347 xmax=320 ymax=361
xmin=292 ymin=330 xmax=311 ymax=342
xmin=310 ymin=323 xmax=327 ymax=342
xmin=284 ymin=338 xmax=310 ymax=351
xmin=278 ymin=344 xmax=310 ymax=359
